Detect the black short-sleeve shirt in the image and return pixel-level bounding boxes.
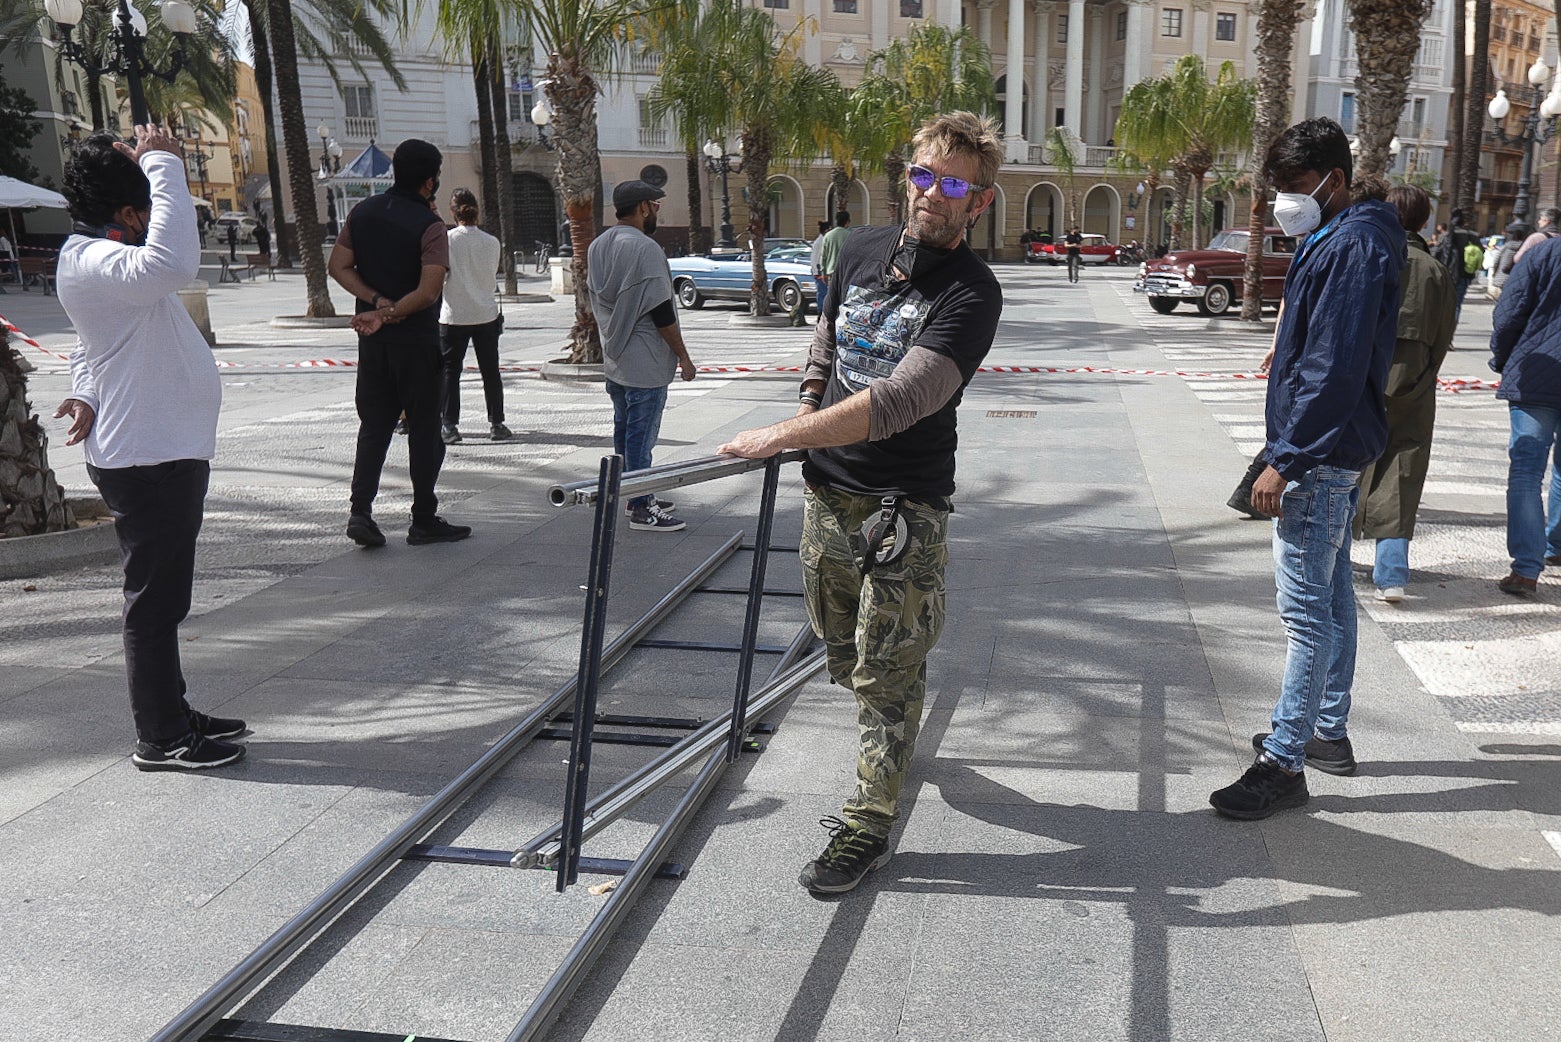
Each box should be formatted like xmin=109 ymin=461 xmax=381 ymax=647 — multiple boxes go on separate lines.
xmin=803 ymin=224 xmax=1003 ymax=498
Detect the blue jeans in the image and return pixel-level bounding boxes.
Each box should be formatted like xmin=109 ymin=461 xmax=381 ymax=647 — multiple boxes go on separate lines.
xmin=1263 ymin=466 xmax=1361 ymax=772
xmin=1505 ymin=403 xmax=1561 ymax=578
xmin=1453 ymin=274 xmax=1473 ymax=325
xmin=605 ymin=378 xmax=668 ymax=511
xmin=1374 ymin=537 xmax=1409 ymax=589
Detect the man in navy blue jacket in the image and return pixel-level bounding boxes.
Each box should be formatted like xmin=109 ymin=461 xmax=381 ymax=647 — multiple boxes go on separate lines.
xmin=1210 ymin=118 xmax=1406 ymax=820
xmin=1489 ymin=234 xmax=1561 ymax=595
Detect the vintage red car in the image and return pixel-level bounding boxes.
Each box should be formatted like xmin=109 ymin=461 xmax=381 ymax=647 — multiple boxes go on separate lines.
xmin=1133 ymin=228 xmax=1297 ymax=315
xmin=1027 ymin=233 xmax=1124 ymax=265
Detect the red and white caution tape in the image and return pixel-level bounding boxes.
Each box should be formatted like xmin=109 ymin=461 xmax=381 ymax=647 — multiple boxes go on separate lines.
xmin=1 ymin=312 xmax=74 ymax=363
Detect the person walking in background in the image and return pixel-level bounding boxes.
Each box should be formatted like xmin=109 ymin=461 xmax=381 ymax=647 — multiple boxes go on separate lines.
xmin=1434 ymin=208 xmax=1480 ymax=324
xmin=1209 ymin=117 xmax=1405 ymax=820
xmin=225 ymin=218 xmax=238 ymax=262
xmin=0 ymin=231 xmax=15 ymax=283
xmin=438 ymin=188 xmax=509 ymax=445
xmin=809 ymin=219 xmax=830 ymax=315
xmin=1487 ymin=225 xmax=1561 ymax=596
xmin=1513 ymin=207 xmax=1561 ymax=265
xmin=54 ymin=125 xmax=245 ymax=771
xmin=587 ymin=179 xmax=697 ymax=532
xmin=817 ymin=209 xmax=851 ymax=314
xmin=1063 ymin=225 xmax=1084 ymax=282
xmin=1354 ymin=184 xmax=1455 ymax=604
xmin=253 ymin=217 xmax=271 ymax=260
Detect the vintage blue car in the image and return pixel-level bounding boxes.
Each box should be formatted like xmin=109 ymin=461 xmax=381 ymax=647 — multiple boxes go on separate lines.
xmin=668 ymin=243 xmax=818 ymax=312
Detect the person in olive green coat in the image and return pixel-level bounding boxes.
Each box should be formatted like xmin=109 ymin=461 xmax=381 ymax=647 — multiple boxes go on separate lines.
xmin=1354 ymin=184 xmax=1456 ymax=602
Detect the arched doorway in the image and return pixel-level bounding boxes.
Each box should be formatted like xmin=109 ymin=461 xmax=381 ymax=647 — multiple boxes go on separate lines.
xmin=1083 ymin=184 xmax=1120 ymax=241
xmin=1025 ymin=182 xmax=1063 ymax=238
xmin=767 ymin=175 xmax=804 ymax=239
xmin=1150 ymin=186 xmax=1176 ymax=250
xmin=512 ymin=171 xmax=560 ymax=250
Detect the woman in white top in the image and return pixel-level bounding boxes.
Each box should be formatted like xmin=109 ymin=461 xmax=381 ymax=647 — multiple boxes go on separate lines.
xmin=438 ymin=187 xmax=507 ymax=443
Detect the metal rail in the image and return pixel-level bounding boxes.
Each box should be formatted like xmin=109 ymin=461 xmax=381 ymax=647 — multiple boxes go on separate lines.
xmin=548 ymin=450 xmax=806 ymax=508
xmin=148 ymin=532 xmax=746 ymax=1042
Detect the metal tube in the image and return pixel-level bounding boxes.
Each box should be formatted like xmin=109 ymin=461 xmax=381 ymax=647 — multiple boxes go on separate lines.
xmin=558 ymin=455 xmax=622 ymax=890
xmin=726 ymin=456 xmax=780 ymax=762
xmin=504 ymin=745 xmax=732 ymax=1042
xmin=548 ymin=450 xmax=805 ymax=507
xmin=147 ymin=531 xmax=745 ymax=1042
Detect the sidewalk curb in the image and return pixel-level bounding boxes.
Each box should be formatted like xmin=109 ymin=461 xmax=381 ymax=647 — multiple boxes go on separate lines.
xmin=539 ymin=360 xmax=605 ymax=383
xmin=0 ymin=498 xmax=116 ymax=580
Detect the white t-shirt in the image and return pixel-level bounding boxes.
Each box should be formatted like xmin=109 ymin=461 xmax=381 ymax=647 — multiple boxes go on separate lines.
xmin=58 ymin=151 xmax=221 ymax=469
xmin=439 ymin=223 xmax=502 ymax=326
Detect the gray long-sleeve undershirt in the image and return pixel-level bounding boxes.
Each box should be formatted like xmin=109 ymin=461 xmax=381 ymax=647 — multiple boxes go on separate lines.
xmin=805 ymin=315 xmax=964 ymax=441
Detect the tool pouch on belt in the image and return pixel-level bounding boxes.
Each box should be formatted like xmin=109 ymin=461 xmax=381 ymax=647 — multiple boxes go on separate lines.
xmin=855 ymin=495 xmax=909 ymax=574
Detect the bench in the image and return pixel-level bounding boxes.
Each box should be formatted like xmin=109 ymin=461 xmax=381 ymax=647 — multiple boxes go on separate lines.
xmin=218 ymin=255 xmax=255 ymax=283
xmin=18 ymin=256 xmax=56 ymax=295
xmin=245 ymin=252 xmax=275 ymax=281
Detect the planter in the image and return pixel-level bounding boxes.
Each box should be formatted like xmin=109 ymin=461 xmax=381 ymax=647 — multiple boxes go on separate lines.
xmin=549 ymin=257 xmax=574 ymax=296
xmin=539 ymin=359 xmax=605 ymax=383
xmin=0 ymin=497 xmax=117 ymax=580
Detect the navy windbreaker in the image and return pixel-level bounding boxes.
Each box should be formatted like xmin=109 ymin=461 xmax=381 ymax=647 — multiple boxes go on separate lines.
xmin=1489 ymin=235 xmax=1561 ymax=408
xmin=1264 ymin=198 xmax=1406 ymax=481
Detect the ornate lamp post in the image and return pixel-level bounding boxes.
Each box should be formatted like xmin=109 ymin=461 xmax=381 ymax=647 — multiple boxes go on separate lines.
xmin=1487 ymin=59 xmax=1561 ymax=237
xmin=529 ymin=93 xmax=557 ymax=150
xmin=43 ymin=0 xmax=198 ymax=128
xmin=702 ymin=139 xmax=743 ymax=249
xmin=188 ymin=124 xmax=209 ymax=200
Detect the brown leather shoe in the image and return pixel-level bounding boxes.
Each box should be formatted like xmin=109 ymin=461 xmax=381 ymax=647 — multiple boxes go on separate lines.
xmin=1498 ymin=571 xmax=1538 ymax=596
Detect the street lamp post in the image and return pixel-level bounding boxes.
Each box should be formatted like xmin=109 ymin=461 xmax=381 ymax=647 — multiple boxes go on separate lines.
xmin=1487 ymin=59 xmax=1561 ymax=236
xmin=43 ymin=0 xmax=198 ymax=128
xmin=529 ymin=94 xmax=556 ymax=151
xmin=702 ymin=139 xmax=743 ymax=249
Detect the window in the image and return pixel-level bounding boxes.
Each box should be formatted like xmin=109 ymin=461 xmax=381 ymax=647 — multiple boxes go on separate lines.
xmin=900 ymin=0 xmax=922 ymax=15
xmin=1411 ymin=96 xmax=1426 ymax=132
xmin=1215 ymin=12 xmax=1236 ymax=40
xmin=1057 ymin=14 xmax=1068 ymax=43
xmin=1116 ymin=10 xmax=1126 ymax=39
xmin=1055 ymin=107 xmax=1065 ymax=128
xmin=1161 ymin=8 xmax=1182 ymax=36
xmin=834 ymin=0 xmax=857 ymax=10
xmin=637 ymin=96 xmax=667 ymax=148
xmin=343 ymin=84 xmax=377 ymax=138
xmin=763 ymin=0 xmax=788 ymax=8
xmin=1340 ymin=92 xmax=1355 ymax=134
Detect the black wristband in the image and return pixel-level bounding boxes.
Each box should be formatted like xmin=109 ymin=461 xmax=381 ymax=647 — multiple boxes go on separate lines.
xmin=799 ymin=390 xmax=823 ymax=407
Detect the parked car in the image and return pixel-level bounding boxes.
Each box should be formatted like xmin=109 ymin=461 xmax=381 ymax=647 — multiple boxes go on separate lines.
xmin=1029 ymin=233 xmax=1123 ymax=265
xmin=1133 ymin=228 xmax=1297 ymax=316
xmin=213 ymin=211 xmax=258 ymax=244
xmin=708 ymin=236 xmax=810 ymax=259
xmin=669 ymin=243 xmax=818 ymax=311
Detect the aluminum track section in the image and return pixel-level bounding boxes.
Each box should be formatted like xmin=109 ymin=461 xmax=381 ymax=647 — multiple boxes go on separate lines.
xmin=147 ymin=532 xmax=747 ymax=1042
xmin=548 ymin=450 xmax=807 ymax=507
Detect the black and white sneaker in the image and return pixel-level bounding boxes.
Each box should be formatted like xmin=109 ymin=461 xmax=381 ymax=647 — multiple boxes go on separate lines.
xmin=798 ymin=816 xmax=891 ymax=894
xmin=624 ymin=497 xmax=675 ymax=516
xmin=490 ymin=422 xmax=513 ymax=441
xmin=1251 ymin=732 xmax=1356 ymax=776
xmin=132 ymin=732 xmax=246 ymax=772
xmin=628 ymin=503 xmax=686 ymax=532
xmin=441 ymin=424 xmax=462 ymax=445
xmin=346 ymin=512 xmax=386 ymax=548
xmin=407 ymin=516 xmax=472 ymax=544
xmin=189 ymin=709 xmax=247 ymax=740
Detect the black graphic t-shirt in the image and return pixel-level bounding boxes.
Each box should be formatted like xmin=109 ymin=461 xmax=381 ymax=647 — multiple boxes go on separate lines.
xmin=803 ymin=224 xmax=1003 ymax=498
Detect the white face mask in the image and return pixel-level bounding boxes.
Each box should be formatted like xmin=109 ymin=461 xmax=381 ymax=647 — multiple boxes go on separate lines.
xmin=1272 ymin=176 xmax=1336 ymax=238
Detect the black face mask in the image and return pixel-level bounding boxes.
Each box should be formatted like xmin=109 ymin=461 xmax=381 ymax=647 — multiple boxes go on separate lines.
xmin=425 ymin=178 xmax=440 ymax=202
xmin=886 ymin=235 xmax=955 ymax=284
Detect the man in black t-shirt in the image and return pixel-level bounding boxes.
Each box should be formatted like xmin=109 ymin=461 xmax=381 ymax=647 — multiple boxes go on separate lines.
xmin=1063 ymin=225 xmax=1084 ymax=282
xmin=720 ymin=111 xmax=1004 ymax=894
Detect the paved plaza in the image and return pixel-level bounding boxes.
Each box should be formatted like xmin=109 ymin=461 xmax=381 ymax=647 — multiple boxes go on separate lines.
xmin=2 ymin=261 xmax=1559 ymax=1041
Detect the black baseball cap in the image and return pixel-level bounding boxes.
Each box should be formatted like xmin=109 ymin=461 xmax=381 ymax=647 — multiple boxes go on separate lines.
xmin=613 ymin=180 xmax=665 ymax=209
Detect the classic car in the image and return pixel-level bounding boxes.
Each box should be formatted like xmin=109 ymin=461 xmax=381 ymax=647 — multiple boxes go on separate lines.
xmin=669 ymin=243 xmax=818 ymax=311
xmin=1133 ymin=228 xmax=1296 ymax=315
xmin=1029 ymin=233 xmax=1122 ymax=265
xmin=709 ymin=236 xmax=811 ymax=259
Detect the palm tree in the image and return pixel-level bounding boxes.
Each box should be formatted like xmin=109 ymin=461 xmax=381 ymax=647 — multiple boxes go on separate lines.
xmin=643 ymin=0 xmax=729 ymax=256
xmin=1350 ymin=0 xmax=1435 ymax=176
xmin=1239 ymin=0 xmax=1305 ymax=321
xmin=267 ymin=0 xmax=333 ymax=315
xmin=0 ymin=325 xmax=74 ymax=537
xmin=1458 ymin=0 xmax=1492 ymax=213
xmin=1044 ymin=126 xmax=1081 ymax=225
xmin=1448 ymin=0 xmax=1465 ymax=209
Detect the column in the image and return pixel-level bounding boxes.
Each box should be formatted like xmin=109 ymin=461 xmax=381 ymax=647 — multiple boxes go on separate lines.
xmin=940 ymin=0 xmax=961 ymax=29
xmin=1123 ymin=0 xmax=1146 ymax=91
xmin=1192 ymin=0 xmax=1212 ymax=55
xmin=1085 ymin=5 xmax=1105 ymax=143
xmin=803 ymin=0 xmax=821 ymax=65
xmin=1031 ymin=0 xmax=1052 ymax=143
xmin=872 ymin=0 xmax=890 ymax=50
xmin=977 ymin=0 xmax=997 ymax=53
xmin=1064 ymin=0 xmax=1085 ymax=132
xmin=1005 ymin=0 xmax=1027 ymax=159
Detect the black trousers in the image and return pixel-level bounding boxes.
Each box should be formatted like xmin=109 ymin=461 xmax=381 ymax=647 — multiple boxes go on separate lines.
xmin=440 ymin=317 xmax=505 ymax=425
xmin=87 ymin=459 xmax=209 ymax=744
xmin=350 ymin=331 xmax=446 ymax=522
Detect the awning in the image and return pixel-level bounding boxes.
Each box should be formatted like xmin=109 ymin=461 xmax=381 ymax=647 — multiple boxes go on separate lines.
xmin=0 ymin=176 xmax=68 ymax=209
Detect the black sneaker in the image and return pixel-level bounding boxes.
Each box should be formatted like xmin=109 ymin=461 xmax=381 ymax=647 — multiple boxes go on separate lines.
xmin=490 ymin=422 xmax=513 ymax=441
xmin=346 ymin=512 xmax=386 ymax=548
xmin=189 ymin=709 xmax=247 ymax=740
xmin=798 ymin=816 xmax=891 ymax=894
xmin=1251 ymin=732 xmax=1356 ymax=776
xmin=624 ymin=497 xmax=676 ymax=516
xmin=628 ymin=504 xmax=686 ymax=532
xmin=132 ymin=731 xmax=246 ymax=772
xmin=407 ymin=516 xmax=472 ymax=544
xmin=1210 ymin=755 xmax=1309 ymax=820
xmin=441 ymin=424 xmax=462 ymax=445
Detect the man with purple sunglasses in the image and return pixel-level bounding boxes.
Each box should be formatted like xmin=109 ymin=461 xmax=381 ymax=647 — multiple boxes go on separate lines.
xmin=720 ymin=111 xmax=1004 ymax=895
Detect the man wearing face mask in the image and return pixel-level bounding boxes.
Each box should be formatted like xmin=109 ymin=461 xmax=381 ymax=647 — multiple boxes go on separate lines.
xmin=329 ymin=138 xmax=470 ymax=548
xmin=55 ymin=125 xmax=246 ymax=771
xmin=1210 ymin=117 xmax=1406 ymax=820
xmin=720 ymin=112 xmax=1004 ymax=894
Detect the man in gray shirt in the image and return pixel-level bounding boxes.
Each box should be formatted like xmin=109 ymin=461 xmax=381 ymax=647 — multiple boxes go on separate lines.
xmin=587 ymin=180 xmax=696 ymax=531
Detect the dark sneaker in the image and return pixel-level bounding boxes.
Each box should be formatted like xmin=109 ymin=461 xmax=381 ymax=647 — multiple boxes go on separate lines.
xmin=490 ymin=422 xmax=513 ymax=441
xmin=1251 ymin=732 xmax=1357 ymax=776
xmin=441 ymin=424 xmax=462 ymax=445
xmin=629 ymin=504 xmax=686 ymax=532
xmin=132 ymin=732 xmax=246 ymax=772
xmin=1209 ymin=756 xmax=1309 ymax=820
xmin=798 ymin=816 xmax=891 ymax=894
xmin=346 ymin=513 xmax=385 ymax=548
xmin=624 ymin=497 xmax=676 ymax=516
xmin=407 ymin=516 xmax=472 ymax=545
xmin=189 ymin=709 xmax=247 ymax=740
xmin=1498 ymin=571 xmax=1538 ymax=596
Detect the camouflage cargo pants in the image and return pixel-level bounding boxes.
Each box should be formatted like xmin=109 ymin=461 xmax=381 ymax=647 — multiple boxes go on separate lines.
xmin=800 ymin=483 xmax=949 ymax=839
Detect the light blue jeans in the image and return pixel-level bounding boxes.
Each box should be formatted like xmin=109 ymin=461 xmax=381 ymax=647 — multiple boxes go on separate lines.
xmin=1374 ymin=537 xmax=1409 ymax=589
xmin=605 ymin=378 xmax=668 ymax=511
xmin=1263 ymin=466 xmax=1361 ymax=772
xmin=1506 ymin=403 xmax=1561 ymax=579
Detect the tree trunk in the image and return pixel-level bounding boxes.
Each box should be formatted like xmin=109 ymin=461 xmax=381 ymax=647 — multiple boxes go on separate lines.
xmin=1448 ymin=0 xmax=1465 ymax=212
xmin=743 ymin=125 xmax=773 ymax=316
xmin=0 ymin=326 xmax=74 ymax=537
xmin=1191 ymin=170 xmax=1205 ymax=247
xmin=472 ymin=47 xmax=501 ymax=241
xmin=685 ymin=151 xmax=708 ymax=255
xmin=829 ymin=165 xmax=850 ymax=219
xmin=884 ymin=152 xmax=906 ymax=226
xmin=487 ymin=52 xmax=519 ymax=296
xmin=267 ymin=0 xmax=334 ymax=317
xmin=1459 ymin=0 xmax=1491 ymax=216
xmin=249 ymin=1 xmax=294 ymax=268
xmin=1350 ymin=0 xmax=1428 ymax=177
xmin=1242 ymin=0 xmax=1304 ymax=321
xmin=548 ymin=52 xmax=603 ymax=364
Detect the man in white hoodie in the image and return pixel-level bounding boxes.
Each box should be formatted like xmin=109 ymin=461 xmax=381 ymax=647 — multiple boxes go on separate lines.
xmin=54 ymin=124 xmax=245 ymax=772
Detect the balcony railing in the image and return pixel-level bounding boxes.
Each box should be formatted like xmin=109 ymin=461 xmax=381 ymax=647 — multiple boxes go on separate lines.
xmin=637 ymin=126 xmax=669 ymax=149
xmin=1023 ymin=142 xmax=1120 ymax=167
xmin=628 ymin=49 xmax=660 ymax=74
xmin=343 ymin=115 xmax=378 ymax=140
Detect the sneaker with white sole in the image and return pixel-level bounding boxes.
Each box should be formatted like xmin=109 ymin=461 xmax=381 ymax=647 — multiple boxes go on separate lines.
xmin=624 ymin=497 xmax=675 ymax=516
xmin=798 ymin=816 xmax=891 ymax=894
xmin=132 ymin=731 xmax=246 ymax=772
xmin=1375 ymin=586 xmax=1405 ymax=603
xmin=188 ymin=709 xmax=247 ymax=740
xmin=628 ymin=503 xmax=686 ymax=532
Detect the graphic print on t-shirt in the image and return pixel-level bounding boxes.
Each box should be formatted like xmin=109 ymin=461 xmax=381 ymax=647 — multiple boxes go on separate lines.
xmin=835 ymin=283 xmax=933 ymax=391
